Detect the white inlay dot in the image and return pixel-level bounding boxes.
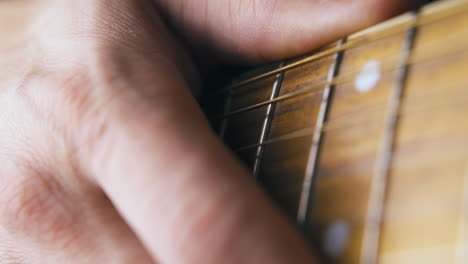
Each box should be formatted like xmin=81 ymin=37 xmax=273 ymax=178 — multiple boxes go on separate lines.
xmin=323 ymin=220 xmax=351 ymax=258
xmin=355 ymin=60 xmax=381 ymax=93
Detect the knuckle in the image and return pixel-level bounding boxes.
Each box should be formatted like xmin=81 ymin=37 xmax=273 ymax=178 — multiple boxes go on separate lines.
xmin=0 ymin=232 xmax=27 ymax=264
xmin=0 ymin=171 xmax=72 ymax=243
xmin=0 ymin=176 xmax=53 ymax=232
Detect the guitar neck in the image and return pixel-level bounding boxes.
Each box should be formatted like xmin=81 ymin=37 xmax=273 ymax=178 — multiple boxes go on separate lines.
xmin=202 ymin=0 xmax=468 ymax=263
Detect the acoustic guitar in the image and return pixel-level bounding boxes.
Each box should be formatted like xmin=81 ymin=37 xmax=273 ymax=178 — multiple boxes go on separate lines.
xmin=202 ymin=0 xmax=468 ymax=263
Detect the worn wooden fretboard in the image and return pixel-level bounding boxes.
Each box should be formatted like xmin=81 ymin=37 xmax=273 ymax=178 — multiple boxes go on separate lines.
xmin=202 ymin=0 xmax=468 ymax=263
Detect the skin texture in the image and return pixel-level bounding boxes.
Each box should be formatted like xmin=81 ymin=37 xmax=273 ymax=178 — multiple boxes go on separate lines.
xmin=0 ymin=0 xmax=422 ymax=263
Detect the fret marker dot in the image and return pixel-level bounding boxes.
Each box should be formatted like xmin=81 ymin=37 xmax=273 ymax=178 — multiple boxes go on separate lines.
xmin=323 ymin=220 xmax=350 ymax=258
xmin=355 ymin=60 xmax=381 ymax=93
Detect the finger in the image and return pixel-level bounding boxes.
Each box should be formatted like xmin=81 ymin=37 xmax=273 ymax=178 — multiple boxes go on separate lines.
xmin=19 ymin=0 xmax=316 ymax=262
xmin=76 ymin=30 xmax=317 ymax=264
xmin=156 ymin=0 xmax=426 ymax=62
xmin=84 ymin=71 xmax=317 ymax=264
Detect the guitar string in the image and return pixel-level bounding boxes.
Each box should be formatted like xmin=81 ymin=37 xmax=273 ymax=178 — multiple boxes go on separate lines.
xmin=360 ymin=11 xmax=419 ymax=264
xmin=213 ymin=30 xmax=468 ymax=119
xmin=211 ymin=36 xmax=400 ymax=97
xmin=205 ymin=1 xmax=468 ymax=97
xmin=232 ymin=96 xmax=468 ymax=153
xmin=225 ymin=68 xmax=468 ymax=145
xmin=217 ymin=55 xmax=398 ymax=118
xmin=231 ymin=79 xmax=468 ymax=154
xmin=218 ymin=61 xmax=284 ymax=143
xmin=230 ymin=55 xmax=468 ymax=153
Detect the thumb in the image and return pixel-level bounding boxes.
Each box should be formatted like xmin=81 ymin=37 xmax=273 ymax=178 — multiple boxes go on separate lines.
xmin=156 ymin=0 xmax=425 ymax=62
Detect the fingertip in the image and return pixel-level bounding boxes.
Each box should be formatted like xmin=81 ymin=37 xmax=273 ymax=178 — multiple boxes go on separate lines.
xmin=233 ymin=0 xmax=426 ymax=62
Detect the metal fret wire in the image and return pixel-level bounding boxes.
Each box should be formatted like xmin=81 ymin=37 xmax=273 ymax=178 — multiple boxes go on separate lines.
xmin=297 ymin=39 xmax=346 ymax=227
xmin=360 ymin=11 xmax=419 ymax=264
xmin=252 ymin=61 xmax=286 ymax=177
xmin=219 ymin=94 xmax=232 ymax=139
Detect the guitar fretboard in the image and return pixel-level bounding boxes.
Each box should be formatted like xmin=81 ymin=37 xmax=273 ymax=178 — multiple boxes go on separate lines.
xmin=202 ymin=0 xmax=468 ymax=263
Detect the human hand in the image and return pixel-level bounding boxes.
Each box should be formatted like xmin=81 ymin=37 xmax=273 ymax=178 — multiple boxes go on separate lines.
xmin=0 ymin=0 xmax=421 ymax=263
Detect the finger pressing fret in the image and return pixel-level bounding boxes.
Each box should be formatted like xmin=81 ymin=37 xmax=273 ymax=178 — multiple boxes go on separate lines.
xmin=204 ymin=0 xmax=468 ymax=99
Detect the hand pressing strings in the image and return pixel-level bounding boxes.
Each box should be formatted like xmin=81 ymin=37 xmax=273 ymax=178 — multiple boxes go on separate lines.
xmin=0 ymin=0 xmax=422 ymax=263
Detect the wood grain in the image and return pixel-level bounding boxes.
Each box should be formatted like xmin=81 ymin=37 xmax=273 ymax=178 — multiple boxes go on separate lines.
xmin=203 ymin=0 xmax=468 ymax=263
